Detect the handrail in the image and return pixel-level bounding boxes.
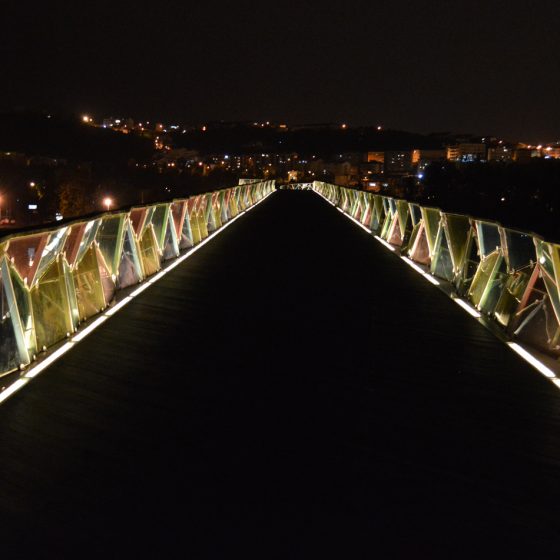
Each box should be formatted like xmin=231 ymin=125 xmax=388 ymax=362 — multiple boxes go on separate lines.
xmin=312 ymin=181 xmax=560 ymax=364
xmin=0 ymin=180 xmax=275 ymax=380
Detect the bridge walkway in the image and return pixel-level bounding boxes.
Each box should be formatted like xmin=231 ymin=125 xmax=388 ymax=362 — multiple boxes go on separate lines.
xmin=1 ymin=191 xmax=559 ymax=556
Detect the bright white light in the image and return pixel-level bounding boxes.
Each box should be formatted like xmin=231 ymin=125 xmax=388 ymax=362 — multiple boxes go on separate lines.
xmin=149 ymin=269 xmax=169 ymax=283
xmin=335 ymin=208 xmax=371 ymax=232
xmin=453 ymin=297 xmax=481 ymax=318
xmin=314 ymin=191 xmax=337 ymax=206
xmin=402 ymin=256 xmax=441 ymax=286
xmin=401 ymin=256 xmax=424 ymax=274
xmin=0 ymin=378 xmax=29 ymax=404
xmin=129 ymin=280 xmax=155 ymax=298
xmin=508 ymin=342 xmax=556 ymax=379
xmin=424 ymin=274 xmax=440 ymax=286
xmin=374 ymin=236 xmax=396 ymax=251
xmin=25 ymin=342 xmax=75 ymax=378
xmin=72 ymin=315 xmax=109 ymax=342
xmin=104 ymin=297 xmax=133 ymax=316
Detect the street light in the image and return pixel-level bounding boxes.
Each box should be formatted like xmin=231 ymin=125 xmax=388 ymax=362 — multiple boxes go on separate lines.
xmin=103 ymin=197 xmax=113 ymax=212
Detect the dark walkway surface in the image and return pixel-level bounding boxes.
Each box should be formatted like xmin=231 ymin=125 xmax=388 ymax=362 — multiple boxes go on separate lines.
xmin=1 ymin=191 xmax=560 ymax=558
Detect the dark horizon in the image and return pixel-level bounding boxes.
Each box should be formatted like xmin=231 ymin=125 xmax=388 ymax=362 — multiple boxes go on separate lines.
xmin=0 ymin=105 xmax=531 ymax=144
xmin=3 ymin=0 xmax=560 ymax=143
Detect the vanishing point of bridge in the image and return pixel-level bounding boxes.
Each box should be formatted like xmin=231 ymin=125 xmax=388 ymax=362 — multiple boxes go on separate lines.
xmin=1 ymin=183 xmax=560 ymax=556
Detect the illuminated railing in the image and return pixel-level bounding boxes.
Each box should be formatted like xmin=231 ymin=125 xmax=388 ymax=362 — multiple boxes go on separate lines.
xmin=312 ymin=181 xmax=560 ymax=365
xmin=0 ymin=180 xmax=275 ymax=381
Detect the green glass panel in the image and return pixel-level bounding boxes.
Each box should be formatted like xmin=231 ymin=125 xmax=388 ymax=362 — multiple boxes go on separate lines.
xmin=477 ymin=222 xmax=501 ymax=257
xmin=396 ymin=200 xmax=409 ymax=237
xmin=494 ymin=271 xmax=530 ymax=327
xmin=380 ymin=212 xmax=393 ymax=240
xmin=9 ymin=266 xmax=36 ymax=354
xmin=151 ymin=205 xmax=168 ymax=249
xmin=0 ymin=267 xmax=21 ymax=373
xmin=371 ymin=197 xmax=384 ymax=232
xmin=421 ymin=207 xmax=440 ymax=255
xmin=455 ymin=236 xmax=480 ymax=296
xmin=96 ymin=216 xmax=122 ymax=276
xmin=139 ymin=227 xmax=160 ymax=277
xmin=543 ymin=274 xmax=560 ymax=328
xmin=182 ymin=213 xmax=195 ymax=247
xmin=469 ymin=250 xmax=500 ymax=308
xmin=504 ymin=230 xmax=535 ymax=272
xmin=382 ymin=197 xmax=391 ymax=215
xmin=407 ymin=222 xmax=422 ymax=256
xmin=409 ymin=204 xmax=422 ymax=226
xmin=431 ymin=227 xmax=454 ymax=281
xmin=479 ymin=255 xmax=506 ymax=314
xmin=445 ymin=214 xmax=471 ymax=273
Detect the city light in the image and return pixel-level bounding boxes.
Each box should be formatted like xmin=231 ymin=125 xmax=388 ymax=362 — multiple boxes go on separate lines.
xmin=103 ymin=197 xmax=113 ymax=211
xmin=82 ymin=115 xmax=92 ymax=123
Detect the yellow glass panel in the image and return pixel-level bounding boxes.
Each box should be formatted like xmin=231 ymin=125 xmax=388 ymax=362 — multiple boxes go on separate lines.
xmin=139 ymin=226 xmax=161 ymax=277
xmin=73 ymin=245 xmax=105 ymax=321
xmin=31 ymin=259 xmax=73 ymax=350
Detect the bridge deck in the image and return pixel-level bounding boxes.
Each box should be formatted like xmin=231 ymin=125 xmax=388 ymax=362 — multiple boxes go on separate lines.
xmin=1 ymin=191 xmax=559 ymax=556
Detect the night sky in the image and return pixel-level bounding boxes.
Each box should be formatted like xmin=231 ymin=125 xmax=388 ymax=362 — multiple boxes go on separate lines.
xmin=3 ymin=0 xmax=560 ymax=141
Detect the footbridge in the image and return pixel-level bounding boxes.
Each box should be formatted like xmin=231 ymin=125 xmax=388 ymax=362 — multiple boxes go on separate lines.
xmin=1 ymin=181 xmax=560 ymax=556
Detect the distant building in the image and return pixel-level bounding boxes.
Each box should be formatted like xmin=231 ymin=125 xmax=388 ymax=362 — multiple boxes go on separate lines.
xmin=513 ymin=148 xmax=536 ymax=163
xmin=384 ymin=151 xmax=414 ymax=174
xmin=487 ymin=146 xmax=513 ymax=162
xmin=447 ymin=143 xmax=486 ymax=162
xmin=413 ymin=149 xmax=446 ymax=171
xmin=543 ymin=146 xmax=560 ymax=159
xmin=360 ymin=160 xmax=384 ymax=174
